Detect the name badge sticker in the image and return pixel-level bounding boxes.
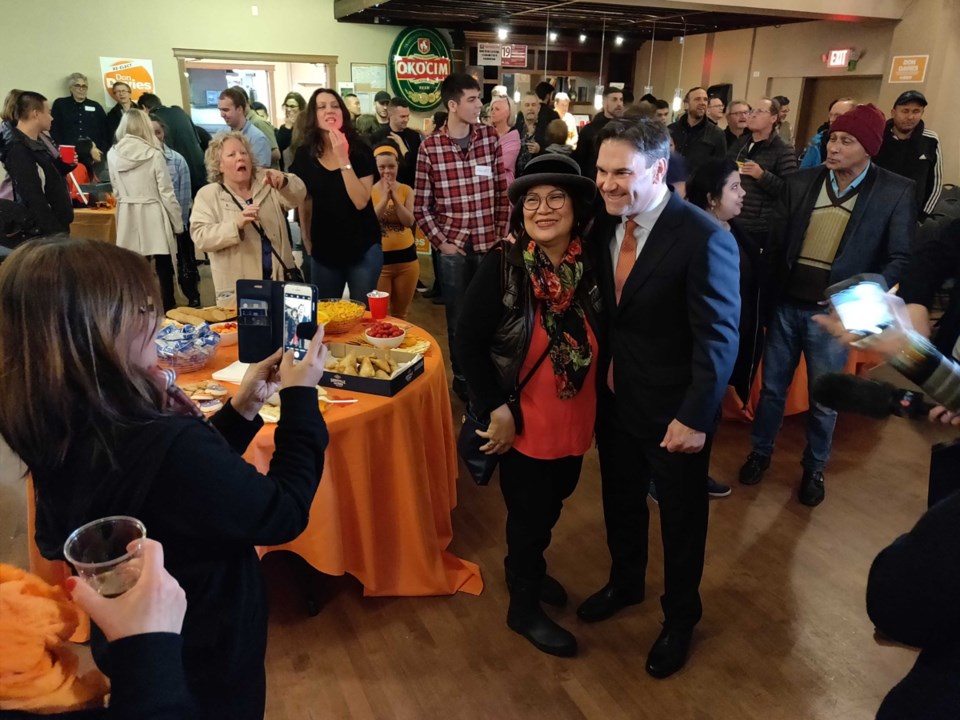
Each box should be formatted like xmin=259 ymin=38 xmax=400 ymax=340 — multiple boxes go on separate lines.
xmin=84 ymin=106 xmax=95 ymax=112
xmin=475 ymin=164 xmax=492 ymax=178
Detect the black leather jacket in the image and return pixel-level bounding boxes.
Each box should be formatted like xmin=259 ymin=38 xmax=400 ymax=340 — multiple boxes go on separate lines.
xmin=455 ymin=238 xmax=604 ymax=418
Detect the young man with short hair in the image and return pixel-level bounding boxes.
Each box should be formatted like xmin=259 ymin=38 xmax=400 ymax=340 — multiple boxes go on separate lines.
xmin=874 ymin=90 xmax=943 ymax=220
xmin=229 ymin=86 xmax=280 ymax=168
xmin=217 ymin=88 xmax=272 ymax=168
xmin=372 ymin=97 xmax=421 ymax=185
xmin=374 ymin=91 xmax=391 ymax=126
xmin=668 ymin=86 xmax=727 ymax=178
xmin=414 ymin=73 xmax=508 ymax=400
xmin=343 ymin=93 xmax=362 ymax=123
xmin=573 ymin=87 xmax=625 ymax=182
xmin=707 ymin=96 xmax=725 ymax=125
xmin=772 ymin=95 xmax=793 ymax=145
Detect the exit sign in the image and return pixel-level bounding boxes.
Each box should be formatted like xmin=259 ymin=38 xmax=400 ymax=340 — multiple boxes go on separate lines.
xmin=827 ymin=49 xmax=850 ymax=68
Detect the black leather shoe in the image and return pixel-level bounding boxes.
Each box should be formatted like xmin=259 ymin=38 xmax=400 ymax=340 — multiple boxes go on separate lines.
xmin=799 ymin=470 xmax=825 ymax=506
xmin=507 ymin=584 xmax=577 ymax=658
xmin=646 ymin=626 xmax=693 ymax=679
xmin=576 ymin=583 xmax=644 ymax=623
xmin=738 ymin=452 xmax=771 ymax=485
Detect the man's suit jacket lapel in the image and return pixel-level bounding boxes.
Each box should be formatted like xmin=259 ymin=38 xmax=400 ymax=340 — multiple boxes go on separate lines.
xmin=618 ymin=191 xmax=685 ymax=308
xmin=595 ymin=214 xmax=619 ymax=314
xmin=835 ymin=164 xmax=878 ymax=257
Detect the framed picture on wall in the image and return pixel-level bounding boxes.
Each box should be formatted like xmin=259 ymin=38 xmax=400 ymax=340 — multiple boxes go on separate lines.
xmin=351 ymin=63 xmax=388 ymax=93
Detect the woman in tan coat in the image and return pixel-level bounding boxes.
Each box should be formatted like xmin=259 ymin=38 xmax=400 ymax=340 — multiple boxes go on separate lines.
xmin=190 ymin=131 xmax=306 ymax=302
xmin=108 ymin=108 xmax=183 ymax=310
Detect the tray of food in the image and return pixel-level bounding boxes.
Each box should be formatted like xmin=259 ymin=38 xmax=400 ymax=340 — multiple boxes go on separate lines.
xmin=320 ymin=343 xmax=424 ymax=397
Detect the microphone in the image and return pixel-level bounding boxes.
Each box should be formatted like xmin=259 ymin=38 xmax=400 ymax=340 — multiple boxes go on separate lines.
xmin=811 ymin=373 xmax=935 ymax=420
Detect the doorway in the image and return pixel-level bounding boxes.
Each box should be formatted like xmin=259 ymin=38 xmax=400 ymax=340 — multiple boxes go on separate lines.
xmin=795 ymin=75 xmax=882 ymax=156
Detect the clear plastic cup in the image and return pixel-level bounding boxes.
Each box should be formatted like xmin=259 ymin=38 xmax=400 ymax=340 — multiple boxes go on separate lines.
xmin=63 ymin=516 xmax=146 ymax=597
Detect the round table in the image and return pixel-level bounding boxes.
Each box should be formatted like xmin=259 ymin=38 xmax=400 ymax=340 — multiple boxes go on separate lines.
xmin=179 ymin=318 xmax=483 ymax=597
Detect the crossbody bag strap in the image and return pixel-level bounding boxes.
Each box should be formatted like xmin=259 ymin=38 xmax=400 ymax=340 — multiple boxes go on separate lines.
xmin=220 ymin=183 xmax=293 ymax=274
xmin=514 ymin=308 xmax=565 ymax=394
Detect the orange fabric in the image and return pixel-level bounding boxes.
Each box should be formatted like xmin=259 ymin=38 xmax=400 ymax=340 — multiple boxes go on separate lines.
xmin=180 ymin=317 xmax=482 ymax=597
xmin=69 ymin=207 xmax=117 ymax=244
xmin=722 ymin=349 xmax=881 ymax=421
xmin=513 ymin=307 xmax=598 ymax=459
xmin=0 ymin=564 xmax=109 ymax=713
xmin=67 ymin=165 xmax=90 ymax=203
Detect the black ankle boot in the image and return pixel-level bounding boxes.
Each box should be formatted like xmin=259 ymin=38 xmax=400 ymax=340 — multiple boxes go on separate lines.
xmin=506 ymin=580 xmax=576 ymax=657
xmin=505 ymin=564 xmax=568 ymax=607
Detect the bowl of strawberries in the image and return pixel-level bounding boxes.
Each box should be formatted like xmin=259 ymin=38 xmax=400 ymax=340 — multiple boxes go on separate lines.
xmin=364 ymin=320 xmax=406 ymax=349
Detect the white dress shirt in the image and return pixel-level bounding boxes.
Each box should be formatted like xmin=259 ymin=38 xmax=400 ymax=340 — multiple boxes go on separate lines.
xmin=609 ymin=185 xmax=671 ymax=269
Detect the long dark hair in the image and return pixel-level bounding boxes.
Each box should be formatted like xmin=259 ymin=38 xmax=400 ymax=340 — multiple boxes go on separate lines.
xmin=686 ymin=157 xmax=739 ymax=211
xmin=0 ymin=237 xmax=166 ymax=470
xmin=300 ymin=88 xmax=362 ymax=162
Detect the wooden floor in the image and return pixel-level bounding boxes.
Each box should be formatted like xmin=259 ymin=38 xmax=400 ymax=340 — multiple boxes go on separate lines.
xmin=1 ymin=258 xmax=953 ymax=719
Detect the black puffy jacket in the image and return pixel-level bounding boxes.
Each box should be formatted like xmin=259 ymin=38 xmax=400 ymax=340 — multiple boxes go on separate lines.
xmin=727 ymin=132 xmax=797 ymax=242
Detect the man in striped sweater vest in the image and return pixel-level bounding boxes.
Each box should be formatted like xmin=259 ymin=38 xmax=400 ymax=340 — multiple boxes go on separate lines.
xmin=738 ymin=104 xmax=915 ymax=506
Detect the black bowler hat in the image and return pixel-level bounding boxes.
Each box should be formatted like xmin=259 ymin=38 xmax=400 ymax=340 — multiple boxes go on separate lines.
xmin=374 ymin=91 xmax=392 ymax=104
xmin=894 ymin=90 xmax=927 ymax=107
xmin=507 ymin=154 xmax=597 ymax=204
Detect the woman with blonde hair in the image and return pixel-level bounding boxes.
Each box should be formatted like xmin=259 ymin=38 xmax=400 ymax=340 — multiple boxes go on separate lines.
xmin=0 ymin=236 xmax=329 ymax=720
xmin=108 ymin=107 xmax=183 ymax=309
xmin=190 ymin=130 xmax=305 ymax=300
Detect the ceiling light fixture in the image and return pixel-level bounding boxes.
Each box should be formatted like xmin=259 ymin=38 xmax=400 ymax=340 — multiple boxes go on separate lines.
xmin=595 ymin=18 xmax=606 ymax=111
xmin=579 ymin=33 xmax=587 ymax=43
xmin=497 ymin=26 xmax=508 ymax=41
xmin=549 ymin=31 xmax=558 ymax=42
xmin=615 ymin=35 xmax=624 ymax=46
xmin=645 ymin=21 xmax=655 ymax=96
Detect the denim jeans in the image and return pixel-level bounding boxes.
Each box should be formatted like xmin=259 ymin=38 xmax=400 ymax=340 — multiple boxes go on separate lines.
xmin=436 ymin=250 xmax=485 ymax=380
xmin=751 ymin=302 xmax=850 ymax=472
xmin=309 ymin=244 xmax=383 ymax=306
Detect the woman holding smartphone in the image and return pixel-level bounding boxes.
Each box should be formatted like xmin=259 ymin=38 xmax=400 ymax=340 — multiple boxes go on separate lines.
xmin=0 ymin=237 xmax=329 ymax=720
xmin=290 ymin=89 xmax=382 ymax=305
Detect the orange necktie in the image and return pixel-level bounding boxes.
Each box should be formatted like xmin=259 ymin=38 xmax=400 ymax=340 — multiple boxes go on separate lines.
xmin=615 ymin=218 xmax=638 ymax=304
xmin=609 ymin=218 xmax=638 ymax=392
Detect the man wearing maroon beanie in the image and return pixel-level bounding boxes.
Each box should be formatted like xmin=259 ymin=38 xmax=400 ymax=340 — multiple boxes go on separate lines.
xmin=738 ymin=102 xmax=915 ymax=507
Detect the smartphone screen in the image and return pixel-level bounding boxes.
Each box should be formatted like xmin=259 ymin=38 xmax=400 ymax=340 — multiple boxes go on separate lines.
xmin=283 ymin=284 xmax=315 ymax=359
xmin=239 ymin=298 xmax=269 ymax=326
xmin=831 ymin=281 xmax=895 ymax=336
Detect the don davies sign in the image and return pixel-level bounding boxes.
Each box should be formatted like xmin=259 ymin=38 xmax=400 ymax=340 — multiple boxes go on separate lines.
xmin=388 ymin=28 xmax=452 ymax=111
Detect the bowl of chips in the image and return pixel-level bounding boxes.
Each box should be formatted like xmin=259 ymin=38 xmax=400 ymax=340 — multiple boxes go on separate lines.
xmin=317 ymin=299 xmax=365 ymax=334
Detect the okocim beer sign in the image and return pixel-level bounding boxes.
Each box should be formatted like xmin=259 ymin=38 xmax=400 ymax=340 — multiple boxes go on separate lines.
xmin=389 ymin=28 xmax=452 ymax=111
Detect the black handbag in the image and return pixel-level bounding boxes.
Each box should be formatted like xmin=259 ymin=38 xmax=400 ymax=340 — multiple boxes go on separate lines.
xmin=221 ymin=183 xmax=304 ymax=283
xmin=457 ymin=325 xmax=561 ymax=486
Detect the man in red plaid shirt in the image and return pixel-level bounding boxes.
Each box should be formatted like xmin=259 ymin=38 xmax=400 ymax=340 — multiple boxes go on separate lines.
xmin=415 ymin=73 xmax=509 ymax=399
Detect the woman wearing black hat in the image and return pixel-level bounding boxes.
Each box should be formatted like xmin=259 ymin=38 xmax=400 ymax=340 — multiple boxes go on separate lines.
xmin=455 ymin=154 xmax=603 ymax=657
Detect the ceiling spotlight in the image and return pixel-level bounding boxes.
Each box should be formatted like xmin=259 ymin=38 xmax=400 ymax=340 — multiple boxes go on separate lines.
xmin=579 ymin=33 xmax=587 ymax=43
xmin=549 ymin=31 xmax=558 ymax=42
xmin=615 ymin=35 xmax=624 ymax=46
xmin=497 ymin=26 xmax=508 ymax=41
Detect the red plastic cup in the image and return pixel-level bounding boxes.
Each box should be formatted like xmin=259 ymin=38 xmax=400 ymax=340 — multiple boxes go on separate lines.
xmin=60 ymin=145 xmax=76 ymax=164
xmin=367 ymin=290 xmax=389 ymax=320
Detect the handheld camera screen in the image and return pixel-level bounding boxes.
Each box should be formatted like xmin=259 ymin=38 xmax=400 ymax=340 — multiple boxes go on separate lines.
xmin=831 ymin=281 xmax=895 ymax=336
xmin=283 ymin=286 xmax=314 ymax=359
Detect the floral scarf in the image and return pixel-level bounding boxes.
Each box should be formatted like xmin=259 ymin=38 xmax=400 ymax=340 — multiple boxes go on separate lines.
xmin=522 ymin=238 xmax=593 ymax=399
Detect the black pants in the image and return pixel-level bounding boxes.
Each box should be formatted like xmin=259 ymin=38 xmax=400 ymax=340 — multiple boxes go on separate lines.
xmin=499 ymin=449 xmax=582 ymax=584
xmin=597 ymin=398 xmax=711 ymax=630
xmin=176 ymin=230 xmax=201 ymax=305
xmin=153 ymin=254 xmax=177 ymax=311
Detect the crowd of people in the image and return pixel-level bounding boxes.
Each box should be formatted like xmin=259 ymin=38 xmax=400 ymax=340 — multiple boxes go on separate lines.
xmin=0 ymin=66 xmax=958 ymax=720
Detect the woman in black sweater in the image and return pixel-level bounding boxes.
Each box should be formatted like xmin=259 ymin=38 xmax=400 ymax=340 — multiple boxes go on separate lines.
xmin=455 ymin=155 xmax=602 ymax=658
xmin=0 ymin=237 xmax=329 ymax=720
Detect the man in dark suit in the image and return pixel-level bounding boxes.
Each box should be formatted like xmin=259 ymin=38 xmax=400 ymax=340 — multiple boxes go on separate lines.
xmin=577 ymin=118 xmax=741 ymax=678
xmin=739 ymin=104 xmax=914 ymax=505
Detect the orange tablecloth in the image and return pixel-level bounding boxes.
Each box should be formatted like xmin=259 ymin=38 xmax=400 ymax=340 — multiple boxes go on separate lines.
xmin=180 ymin=320 xmax=482 ymax=597
xmin=722 ymin=349 xmax=880 ymax=422
xmin=69 ymin=207 xmax=116 ymax=244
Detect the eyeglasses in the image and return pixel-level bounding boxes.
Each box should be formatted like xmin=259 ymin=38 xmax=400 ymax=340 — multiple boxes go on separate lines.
xmin=522 ymin=191 xmax=567 ymax=211
xmin=72 ymin=84 xmax=89 ymax=90
xmin=284 ymin=103 xmax=300 ymax=110
xmin=729 ymin=110 xmax=749 ymax=116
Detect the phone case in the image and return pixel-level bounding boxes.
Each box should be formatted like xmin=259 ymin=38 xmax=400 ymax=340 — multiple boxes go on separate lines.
xmin=237 ymin=279 xmax=285 ymax=363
